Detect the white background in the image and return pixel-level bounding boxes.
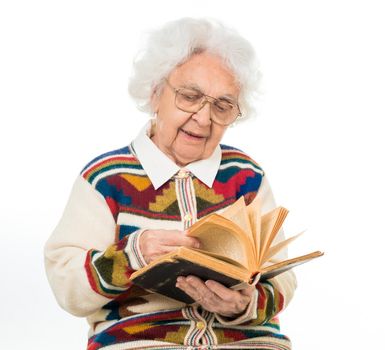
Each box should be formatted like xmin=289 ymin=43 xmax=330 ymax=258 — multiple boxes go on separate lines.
xmin=1 ymin=1 xmax=384 ymax=349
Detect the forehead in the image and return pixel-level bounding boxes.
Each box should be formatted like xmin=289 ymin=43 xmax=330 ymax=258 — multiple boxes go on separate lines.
xmin=168 ymin=52 xmax=240 ymax=97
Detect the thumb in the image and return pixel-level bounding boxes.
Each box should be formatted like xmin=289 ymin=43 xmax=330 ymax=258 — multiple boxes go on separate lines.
xmin=183 ymin=230 xmax=201 ymax=249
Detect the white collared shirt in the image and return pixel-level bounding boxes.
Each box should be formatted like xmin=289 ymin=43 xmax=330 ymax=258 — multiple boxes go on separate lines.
xmin=131 ymin=120 xmax=221 ymax=190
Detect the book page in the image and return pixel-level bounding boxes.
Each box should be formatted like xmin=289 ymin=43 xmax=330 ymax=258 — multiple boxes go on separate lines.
xmin=259 ymin=208 xmax=279 ymax=260
xmin=259 ymin=207 xmax=289 ymax=266
xmin=246 ymin=196 xmax=261 ymax=270
xmin=187 ymin=215 xmax=255 ymax=271
xmin=190 ymin=248 xmax=246 ymax=268
xmin=220 ymin=197 xmax=253 ymax=241
xmin=260 ymin=231 xmax=305 ymax=265
xmin=260 ymin=251 xmax=324 ymax=280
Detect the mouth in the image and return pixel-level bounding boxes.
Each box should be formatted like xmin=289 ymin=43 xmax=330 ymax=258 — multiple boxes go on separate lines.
xmin=180 ymin=128 xmax=207 ymax=140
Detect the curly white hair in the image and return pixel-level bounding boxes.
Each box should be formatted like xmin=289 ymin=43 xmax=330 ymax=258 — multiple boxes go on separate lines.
xmin=128 ymin=17 xmax=261 ymax=120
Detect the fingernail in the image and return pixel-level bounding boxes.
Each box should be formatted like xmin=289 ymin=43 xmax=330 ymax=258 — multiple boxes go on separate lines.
xmin=194 ymin=242 xmax=200 ymax=249
xmin=186 ymin=276 xmax=194 ymax=282
xmin=205 ymin=280 xmax=213 ymax=288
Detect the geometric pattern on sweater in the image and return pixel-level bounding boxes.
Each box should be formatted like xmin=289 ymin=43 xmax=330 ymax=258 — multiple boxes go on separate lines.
xmin=80 ymin=144 xmax=290 ymax=349
xmin=81 ymin=144 xmax=264 ymax=246
xmin=87 ymin=313 xmax=290 ymax=350
xmin=81 ymin=144 xmax=264 ymax=224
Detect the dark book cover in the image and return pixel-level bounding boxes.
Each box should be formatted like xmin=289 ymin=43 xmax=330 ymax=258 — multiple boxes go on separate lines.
xmin=130 ymin=258 xmax=244 ymax=304
xmin=130 ymin=251 xmax=323 ymax=303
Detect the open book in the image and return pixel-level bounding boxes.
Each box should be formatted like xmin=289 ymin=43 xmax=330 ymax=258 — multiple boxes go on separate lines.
xmin=129 ymin=196 xmax=323 ymax=304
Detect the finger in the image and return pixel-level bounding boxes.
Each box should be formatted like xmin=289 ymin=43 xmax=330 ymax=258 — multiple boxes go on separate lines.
xmin=239 ymin=285 xmax=255 ymax=297
xmin=159 ymin=231 xmax=200 ymax=248
xmin=176 ymin=276 xmax=214 ymax=304
xmin=185 ymin=277 xmax=220 ymax=306
xmin=175 ymin=276 xmax=202 ymax=301
xmin=176 ymin=276 xmax=206 ymax=295
xmin=177 ymin=277 xmax=244 ymax=316
xmin=205 ymin=280 xmax=252 ymax=314
xmin=204 ymin=280 xmax=238 ymax=301
xmin=156 ymin=245 xmax=187 ymax=255
xmin=205 ymin=280 xmax=254 ymax=299
xmin=185 ymin=275 xmax=205 ymax=285
xmin=145 ymin=245 xmax=183 ymax=263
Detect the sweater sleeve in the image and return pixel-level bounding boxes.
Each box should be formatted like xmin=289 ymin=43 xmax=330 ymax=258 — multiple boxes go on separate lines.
xmin=215 ymin=175 xmax=297 ymax=325
xmin=44 ymin=176 xmax=142 ymax=317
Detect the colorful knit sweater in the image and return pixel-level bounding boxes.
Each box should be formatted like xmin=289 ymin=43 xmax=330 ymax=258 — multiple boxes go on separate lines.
xmin=45 ymin=126 xmax=297 ymax=350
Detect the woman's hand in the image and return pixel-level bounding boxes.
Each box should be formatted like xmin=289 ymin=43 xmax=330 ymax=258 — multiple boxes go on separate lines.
xmin=176 ymin=275 xmax=254 ymax=317
xmin=139 ymin=229 xmax=200 ymax=264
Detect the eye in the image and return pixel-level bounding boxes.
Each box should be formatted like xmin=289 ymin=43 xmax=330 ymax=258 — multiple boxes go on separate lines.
xmin=214 ymin=100 xmax=233 ymax=112
xmin=178 ymin=89 xmax=202 ymax=102
xmin=183 ymin=94 xmax=200 ymax=102
xmin=181 ymin=94 xmax=201 ymax=102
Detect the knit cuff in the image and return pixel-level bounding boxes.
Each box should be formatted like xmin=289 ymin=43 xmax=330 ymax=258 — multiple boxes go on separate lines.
xmin=125 ymin=229 xmax=147 ymax=270
xmin=214 ymin=289 xmax=258 ymax=326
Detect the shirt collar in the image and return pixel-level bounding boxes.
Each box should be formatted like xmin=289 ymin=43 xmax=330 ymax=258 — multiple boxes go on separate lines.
xmin=132 ymin=120 xmax=221 ymax=190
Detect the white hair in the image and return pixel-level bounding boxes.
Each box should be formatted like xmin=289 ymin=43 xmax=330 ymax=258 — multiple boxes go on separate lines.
xmin=128 ymin=17 xmax=261 ymax=120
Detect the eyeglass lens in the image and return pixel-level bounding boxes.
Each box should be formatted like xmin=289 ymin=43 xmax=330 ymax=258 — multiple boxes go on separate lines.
xmin=175 ymin=88 xmax=239 ymax=125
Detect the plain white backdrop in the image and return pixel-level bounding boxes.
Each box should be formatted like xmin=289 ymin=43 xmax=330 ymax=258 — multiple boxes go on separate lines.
xmin=1 ymin=1 xmax=384 ymax=349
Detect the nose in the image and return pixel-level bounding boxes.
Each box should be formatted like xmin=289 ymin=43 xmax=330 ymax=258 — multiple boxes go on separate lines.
xmin=192 ymin=100 xmax=212 ymax=126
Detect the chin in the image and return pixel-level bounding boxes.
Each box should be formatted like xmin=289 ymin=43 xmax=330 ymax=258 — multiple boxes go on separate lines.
xmin=175 ymin=151 xmax=204 ymax=166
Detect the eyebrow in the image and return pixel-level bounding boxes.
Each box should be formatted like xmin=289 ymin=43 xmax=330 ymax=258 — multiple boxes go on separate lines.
xmin=181 ymin=83 xmax=238 ymax=103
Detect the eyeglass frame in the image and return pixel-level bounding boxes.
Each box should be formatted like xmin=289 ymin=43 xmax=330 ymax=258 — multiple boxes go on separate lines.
xmin=163 ymin=79 xmax=242 ymax=126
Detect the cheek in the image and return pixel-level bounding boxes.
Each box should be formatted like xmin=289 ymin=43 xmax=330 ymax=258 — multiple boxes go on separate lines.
xmin=210 ymin=126 xmax=227 ymax=144
xmin=156 ymin=114 xmax=186 ymax=144
xmin=158 ymin=122 xmax=178 ymax=145
xmin=204 ymin=127 xmax=227 ymax=154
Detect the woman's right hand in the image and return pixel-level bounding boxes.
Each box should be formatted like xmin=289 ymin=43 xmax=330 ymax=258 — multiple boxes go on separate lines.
xmin=139 ymin=229 xmax=201 ymax=264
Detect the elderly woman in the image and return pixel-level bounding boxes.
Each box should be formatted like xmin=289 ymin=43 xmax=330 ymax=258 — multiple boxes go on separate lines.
xmin=45 ymin=18 xmax=297 ymax=350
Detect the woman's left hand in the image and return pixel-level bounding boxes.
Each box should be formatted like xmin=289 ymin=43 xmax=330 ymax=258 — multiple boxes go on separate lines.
xmin=176 ymin=275 xmax=254 ymax=317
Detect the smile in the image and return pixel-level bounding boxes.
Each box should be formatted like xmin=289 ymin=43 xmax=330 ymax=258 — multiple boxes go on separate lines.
xmin=180 ymin=129 xmax=207 ymax=140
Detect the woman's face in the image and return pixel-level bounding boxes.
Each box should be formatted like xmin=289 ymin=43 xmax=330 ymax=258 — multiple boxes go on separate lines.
xmin=151 ymin=52 xmax=240 ymax=166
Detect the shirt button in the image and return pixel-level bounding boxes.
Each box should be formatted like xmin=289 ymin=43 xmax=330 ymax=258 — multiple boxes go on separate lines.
xmin=196 ymin=321 xmax=205 ymax=330
xmin=178 ymin=169 xmax=189 ymax=178
xmin=184 ymin=213 xmax=192 ymax=221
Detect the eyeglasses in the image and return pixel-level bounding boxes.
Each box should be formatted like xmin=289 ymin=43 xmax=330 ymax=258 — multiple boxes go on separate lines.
xmin=164 ymin=79 xmax=242 ymax=126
